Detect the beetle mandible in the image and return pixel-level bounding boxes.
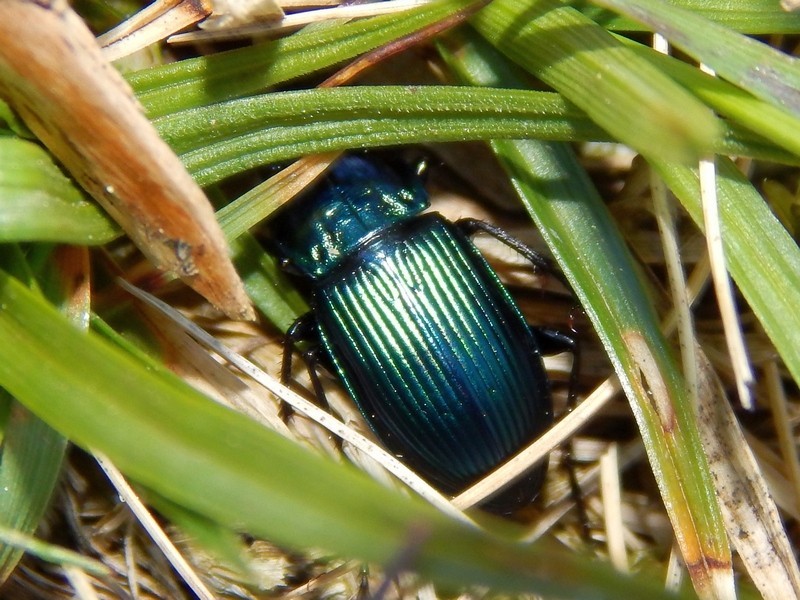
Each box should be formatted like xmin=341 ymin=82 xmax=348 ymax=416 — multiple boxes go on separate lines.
xmin=266 ymin=154 xmax=575 ymax=513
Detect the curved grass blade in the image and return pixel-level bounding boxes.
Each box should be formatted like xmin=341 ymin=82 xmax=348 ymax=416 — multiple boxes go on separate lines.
xmin=470 ymin=0 xmax=720 ymax=164
xmin=614 ymin=38 xmax=800 ymax=161
xmin=2 ymin=84 xmax=789 ymax=251
xmin=157 ymin=86 xmax=606 ymax=186
xmin=577 ymin=0 xmax=800 ymax=34
xmin=0 ymin=270 xmax=693 ymax=600
xmin=589 ymin=0 xmax=800 ymax=116
xmin=150 ymin=86 xmax=791 ymax=188
xmin=0 ymin=524 xmax=109 ymax=579
xmin=127 ymin=0 xmax=481 ymax=118
xmin=0 ymin=246 xmax=91 ymax=582
xmin=499 ymin=140 xmax=734 ymax=598
xmin=153 ymin=87 xmax=596 ymax=157
xmin=0 ymin=394 xmax=66 ymax=583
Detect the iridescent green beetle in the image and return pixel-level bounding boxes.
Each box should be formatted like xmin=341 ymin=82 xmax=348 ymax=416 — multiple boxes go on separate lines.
xmin=267 ymin=155 xmax=574 ymax=512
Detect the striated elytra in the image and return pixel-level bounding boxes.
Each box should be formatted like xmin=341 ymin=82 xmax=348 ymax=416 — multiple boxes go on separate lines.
xmin=267 ymin=155 xmax=559 ymax=513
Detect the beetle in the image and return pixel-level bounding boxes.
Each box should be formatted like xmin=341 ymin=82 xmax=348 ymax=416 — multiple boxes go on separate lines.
xmin=266 ymin=154 xmax=576 ymax=513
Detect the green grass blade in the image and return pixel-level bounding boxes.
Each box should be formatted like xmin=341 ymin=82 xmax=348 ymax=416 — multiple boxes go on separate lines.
xmin=471 ymin=0 xmax=720 ymax=164
xmin=0 ymin=99 xmax=31 ymax=138
xmin=128 ymin=0 xmax=479 ymax=118
xmin=499 ymin=138 xmax=733 ymax=597
xmin=149 ymin=86 xmax=791 ymax=188
xmin=0 ymin=247 xmax=86 ymax=583
xmin=0 ymin=270 xmax=693 ymax=599
xmin=216 ymin=182 xmax=309 ymax=331
xmin=0 ymin=393 xmax=67 ymax=583
xmin=615 ymin=37 xmax=800 ymax=160
xmin=157 ymin=86 xmax=606 ymax=186
xmin=578 ymin=0 xmax=800 ymax=33
xmin=0 ymin=524 xmax=109 ymax=578
xmin=153 ymin=87 xmax=596 ymax=156
xmin=229 ymin=234 xmax=308 ymax=333
xmin=442 ymin=32 xmax=732 ymax=596
xmin=589 ymin=0 xmax=800 ymax=116
xmin=0 ymin=138 xmax=118 ymax=244
xmin=652 ymin=157 xmax=800 ymax=391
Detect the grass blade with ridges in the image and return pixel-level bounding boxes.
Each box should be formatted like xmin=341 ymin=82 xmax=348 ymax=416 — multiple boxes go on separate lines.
xmin=0 ymin=270 xmax=693 ymax=599
xmin=471 ymin=0 xmax=720 ymax=164
xmin=589 ymin=0 xmax=800 ymax=116
xmin=440 ymin=31 xmax=733 ymax=598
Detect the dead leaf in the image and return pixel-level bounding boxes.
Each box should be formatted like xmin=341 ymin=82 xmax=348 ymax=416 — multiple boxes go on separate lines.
xmin=0 ymin=0 xmax=253 ymax=320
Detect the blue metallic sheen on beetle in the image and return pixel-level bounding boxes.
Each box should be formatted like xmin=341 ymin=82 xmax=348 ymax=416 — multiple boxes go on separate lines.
xmin=267 ymin=155 xmax=553 ymax=511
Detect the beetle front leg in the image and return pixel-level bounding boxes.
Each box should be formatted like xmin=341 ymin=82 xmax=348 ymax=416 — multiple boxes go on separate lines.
xmin=282 ymin=314 xmax=332 ymax=414
xmin=282 ymin=313 xmax=318 ymax=383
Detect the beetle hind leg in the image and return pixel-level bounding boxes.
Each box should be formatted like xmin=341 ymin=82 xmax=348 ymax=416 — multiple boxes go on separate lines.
xmin=533 ymin=326 xmax=580 ymax=408
xmin=532 ymin=326 xmax=593 ymax=541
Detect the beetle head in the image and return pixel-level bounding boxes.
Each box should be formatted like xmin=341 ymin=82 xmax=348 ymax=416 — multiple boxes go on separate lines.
xmin=266 ymin=155 xmax=429 ymax=279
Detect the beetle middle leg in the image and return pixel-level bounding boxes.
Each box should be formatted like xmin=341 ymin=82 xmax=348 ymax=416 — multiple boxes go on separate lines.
xmin=456 ymin=217 xmax=569 ymax=287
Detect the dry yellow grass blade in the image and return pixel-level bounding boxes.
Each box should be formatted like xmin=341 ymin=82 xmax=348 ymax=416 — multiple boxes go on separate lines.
xmin=98 ymin=0 xmax=215 ymax=62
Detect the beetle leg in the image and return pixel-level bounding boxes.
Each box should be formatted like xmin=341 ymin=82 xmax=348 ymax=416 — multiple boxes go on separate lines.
xmin=282 ymin=313 xmax=319 ymax=384
xmin=300 ymin=345 xmax=331 ymax=409
xmin=355 ymin=564 xmax=371 ymax=600
xmin=283 ymin=313 xmax=335 ymax=412
xmin=532 ymin=326 xmax=592 ymax=541
xmin=532 ymin=327 xmax=579 ymax=407
xmin=281 ymin=313 xmax=324 ymax=421
xmin=455 ymin=217 xmax=569 ymax=286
